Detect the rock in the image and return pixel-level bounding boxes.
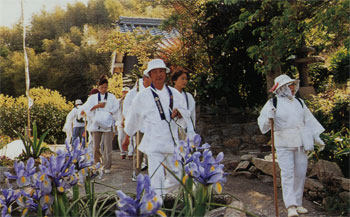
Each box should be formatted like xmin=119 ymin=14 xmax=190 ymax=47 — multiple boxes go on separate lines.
xmin=248 ymin=166 xmax=258 ymax=174
xmin=308 ymin=160 xmax=344 ymax=180
xmin=257 ymin=174 xmax=273 ymax=183
xmin=339 ymin=191 xmax=350 ymax=204
xmin=224 ymin=200 xmax=246 ymax=217
xmin=264 ymin=153 xmax=278 ymax=162
xmin=242 ymin=123 xmax=259 ymax=136
xmin=238 ymin=143 xmax=249 ymax=151
xmin=223 ymin=137 xmax=241 ymax=148
xmin=240 ymin=136 xmax=252 ymax=144
xmin=230 ymin=124 xmax=242 ymax=136
xmin=0 ymin=166 xmax=8 ymax=183
xmin=234 ymin=161 xmax=250 ymax=172
xmin=204 ymin=207 xmax=226 ymax=217
xmin=333 ymin=177 xmax=350 ymax=191
xmin=241 ymin=154 xmax=255 ymax=161
xmin=233 ymin=171 xmax=254 ymax=179
xmin=224 ymin=161 xmax=240 ymax=171
xmin=223 ymin=155 xmax=240 ymax=170
xmin=307 ymin=191 xmax=319 ymax=199
xmin=251 ymin=135 xmax=268 ymax=144
xmin=304 ymin=178 xmax=324 ymax=191
xmin=251 ymin=157 xmax=280 ymax=178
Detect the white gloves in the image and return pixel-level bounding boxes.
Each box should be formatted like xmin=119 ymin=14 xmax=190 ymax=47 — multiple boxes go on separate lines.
xmin=314 ymin=136 xmax=325 ymax=151
xmin=267 ymin=108 xmax=276 ymax=119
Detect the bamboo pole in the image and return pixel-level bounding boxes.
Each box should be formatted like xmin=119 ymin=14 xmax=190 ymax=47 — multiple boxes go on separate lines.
xmin=270 ymin=118 xmax=279 ymax=217
xmin=21 ymin=0 xmax=31 ymax=136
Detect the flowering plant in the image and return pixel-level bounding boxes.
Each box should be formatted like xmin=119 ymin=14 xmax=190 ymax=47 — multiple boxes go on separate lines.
xmin=167 ymin=134 xmax=227 ymax=216
xmin=3 ymin=138 xmax=104 ymax=216
xmin=115 ymin=174 xmax=166 ymax=217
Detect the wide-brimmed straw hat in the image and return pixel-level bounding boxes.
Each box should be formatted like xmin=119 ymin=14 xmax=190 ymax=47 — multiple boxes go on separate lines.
xmin=269 ymin=74 xmax=299 ymax=93
xmin=143 ymin=59 xmax=170 ymax=77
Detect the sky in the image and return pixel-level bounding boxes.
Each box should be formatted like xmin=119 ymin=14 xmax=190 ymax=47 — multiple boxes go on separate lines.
xmin=0 ymin=0 xmax=89 ymax=27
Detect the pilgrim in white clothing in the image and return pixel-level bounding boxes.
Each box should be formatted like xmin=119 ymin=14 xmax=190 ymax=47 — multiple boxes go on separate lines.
xmin=80 ymin=77 xmax=119 ymax=172
xmin=124 ymin=59 xmax=191 ymax=195
xmin=63 ymin=99 xmax=85 ymax=145
xmin=258 ymin=74 xmax=325 ymax=216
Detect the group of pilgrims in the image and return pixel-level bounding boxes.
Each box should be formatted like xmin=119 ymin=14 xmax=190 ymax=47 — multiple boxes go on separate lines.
xmin=63 ymin=58 xmax=325 ymax=217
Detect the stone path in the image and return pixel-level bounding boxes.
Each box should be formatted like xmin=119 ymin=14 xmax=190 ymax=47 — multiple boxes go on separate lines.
xmin=92 ymin=150 xmax=327 ymax=217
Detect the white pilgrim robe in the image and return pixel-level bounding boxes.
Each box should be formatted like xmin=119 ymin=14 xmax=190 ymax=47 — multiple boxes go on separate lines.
xmin=124 ymin=84 xmax=190 ymax=155
xmin=79 ymin=92 xmax=119 ymax=132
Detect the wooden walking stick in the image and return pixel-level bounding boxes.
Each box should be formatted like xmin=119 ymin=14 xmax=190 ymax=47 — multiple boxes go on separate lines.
xmin=136 ymin=131 xmax=140 ymax=171
xmin=84 ymin=114 xmax=88 ymax=148
xmin=270 ymin=118 xmax=279 ymax=217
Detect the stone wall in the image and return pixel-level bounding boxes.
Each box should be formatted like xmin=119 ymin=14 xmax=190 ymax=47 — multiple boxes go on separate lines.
xmin=196 ymin=105 xmax=270 ymax=156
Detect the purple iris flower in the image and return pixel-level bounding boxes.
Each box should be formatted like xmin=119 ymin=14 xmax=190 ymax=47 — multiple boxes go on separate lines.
xmin=0 ymin=205 xmax=11 ymax=217
xmin=0 ymin=189 xmax=20 ymax=207
xmin=17 ymin=190 xmax=39 ymax=212
xmin=115 ymin=174 xmax=165 ymax=217
xmin=184 ymin=149 xmax=226 ymax=186
xmin=38 ymin=154 xmax=77 ymax=191
xmin=0 ymin=189 xmax=20 ymax=217
xmin=4 ymin=158 xmax=36 ymax=187
xmin=66 ymin=138 xmax=93 ymax=171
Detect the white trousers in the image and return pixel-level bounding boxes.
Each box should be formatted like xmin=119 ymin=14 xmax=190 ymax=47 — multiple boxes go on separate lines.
xmin=276 ymin=146 xmax=308 ymax=208
xmin=147 ymin=153 xmax=181 ymax=196
xmin=117 ymin=127 xmax=126 ymax=155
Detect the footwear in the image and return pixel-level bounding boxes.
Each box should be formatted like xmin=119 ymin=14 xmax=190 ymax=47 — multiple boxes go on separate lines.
xmin=296 ymin=206 xmax=308 ymax=214
xmin=288 ymin=207 xmax=298 ymax=217
xmin=121 ymin=155 xmax=126 ymax=159
xmin=131 ymin=171 xmax=137 ymax=182
xmin=105 ymin=169 xmax=111 ymax=174
xmin=141 ymin=162 xmax=148 ymax=171
xmin=128 ymin=155 xmax=133 ymax=160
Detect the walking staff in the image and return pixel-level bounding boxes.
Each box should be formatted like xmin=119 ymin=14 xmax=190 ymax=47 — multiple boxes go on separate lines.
xmin=270 ymin=118 xmax=279 ymax=217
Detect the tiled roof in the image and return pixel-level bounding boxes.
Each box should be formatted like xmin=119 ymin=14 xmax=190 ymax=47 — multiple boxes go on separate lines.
xmin=115 ymin=16 xmax=179 ymax=39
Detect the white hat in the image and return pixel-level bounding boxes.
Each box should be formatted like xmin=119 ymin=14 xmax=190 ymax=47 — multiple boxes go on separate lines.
xmin=143 ymin=59 xmax=170 ymax=77
xmin=75 ymin=99 xmax=82 ymax=105
xmin=270 ymin=74 xmax=299 ymax=93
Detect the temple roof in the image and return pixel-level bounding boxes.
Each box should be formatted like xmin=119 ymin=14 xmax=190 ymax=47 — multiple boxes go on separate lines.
xmin=115 ymin=16 xmax=179 ymax=40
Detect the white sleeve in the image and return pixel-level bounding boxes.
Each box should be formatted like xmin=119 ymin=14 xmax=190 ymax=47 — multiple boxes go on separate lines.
xmin=124 ymin=93 xmax=143 ymax=136
xmin=257 ymin=100 xmax=274 ymax=134
xmin=302 ymin=100 xmax=325 ymax=137
xmin=174 ymin=90 xmax=190 ymax=129
xmin=79 ymin=95 xmax=95 ymax=118
xmin=123 ymin=90 xmax=134 ymax=118
xmin=63 ymin=108 xmax=74 ymax=135
xmin=108 ymin=94 xmax=119 ymax=116
xmin=188 ymin=93 xmax=196 ymax=128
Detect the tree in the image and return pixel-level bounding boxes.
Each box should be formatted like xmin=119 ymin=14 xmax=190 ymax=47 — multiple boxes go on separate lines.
xmin=228 ymin=0 xmax=350 ymax=92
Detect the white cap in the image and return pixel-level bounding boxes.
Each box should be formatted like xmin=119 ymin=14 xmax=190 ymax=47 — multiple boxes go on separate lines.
xmin=143 ymin=59 xmax=170 ymax=77
xmin=270 ymin=74 xmax=299 ymax=93
xmin=75 ymin=99 xmax=82 ymax=105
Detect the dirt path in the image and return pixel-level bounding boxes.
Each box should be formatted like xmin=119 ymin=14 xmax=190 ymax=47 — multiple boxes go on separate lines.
xmin=94 ymin=150 xmax=327 ymax=217
xmin=225 ymin=175 xmax=326 ymax=217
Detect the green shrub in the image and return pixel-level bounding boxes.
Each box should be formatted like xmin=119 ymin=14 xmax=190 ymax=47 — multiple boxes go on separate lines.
xmin=0 ymin=87 xmax=73 ymax=144
xmin=308 ymin=63 xmax=331 ymax=91
xmin=306 ymin=79 xmax=349 ymax=132
xmin=329 ymin=46 xmax=350 ymax=84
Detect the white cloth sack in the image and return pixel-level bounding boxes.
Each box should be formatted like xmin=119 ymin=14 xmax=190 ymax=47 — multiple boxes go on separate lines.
xmin=300 ymin=127 xmax=314 ymax=151
xmin=93 ymin=110 xmax=114 ymax=130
